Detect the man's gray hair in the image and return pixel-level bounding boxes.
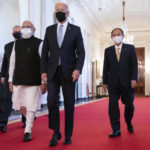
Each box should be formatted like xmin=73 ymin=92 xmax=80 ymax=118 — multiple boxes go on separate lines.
xmin=55 ymin=2 xmax=69 ymax=11
xmin=22 ymin=20 xmax=35 ymax=29
xmin=13 ymin=25 xmax=21 ymax=30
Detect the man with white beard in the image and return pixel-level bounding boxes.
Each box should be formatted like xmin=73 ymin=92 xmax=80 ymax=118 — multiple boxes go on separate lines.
xmin=9 ymin=21 xmax=46 ymax=142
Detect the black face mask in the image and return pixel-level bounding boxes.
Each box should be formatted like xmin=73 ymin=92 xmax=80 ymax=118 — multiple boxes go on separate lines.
xmin=13 ymin=32 xmax=22 ymax=39
xmin=56 ymin=11 xmax=66 ymax=22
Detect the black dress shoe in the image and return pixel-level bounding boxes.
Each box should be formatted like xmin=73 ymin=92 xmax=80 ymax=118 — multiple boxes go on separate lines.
xmin=64 ymin=138 xmax=72 ymax=145
xmin=127 ymin=124 xmax=134 ymax=133
xmin=23 ymin=133 xmax=32 ymax=142
xmin=49 ymin=132 xmax=61 ymax=147
xmin=0 ymin=124 xmax=7 ymax=132
xmin=109 ymin=130 xmax=121 ymax=138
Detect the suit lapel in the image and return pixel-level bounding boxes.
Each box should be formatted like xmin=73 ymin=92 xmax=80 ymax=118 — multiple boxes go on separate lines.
xmin=52 ymin=24 xmax=59 ymax=48
xmin=119 ymin=43 xmax=125 ymax=63
xmin=112 ymin=46 xmax=118 ymax=63
xmin=61 ymin=23 xmax=72 ymax=48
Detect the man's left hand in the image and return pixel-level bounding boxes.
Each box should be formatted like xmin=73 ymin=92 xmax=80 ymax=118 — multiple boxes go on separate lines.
xmin=131 ymin=80 xmax=137 ymax=88
xmin=1 ymin=78 xmax=5 ymax=85
xmin=72 ymin=70 xmax=80 ymax=82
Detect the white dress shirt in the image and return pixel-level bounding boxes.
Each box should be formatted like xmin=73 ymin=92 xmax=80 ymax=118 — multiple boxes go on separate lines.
xmin=57 ymin=21 xmax=68 ymax=65
xmin=57 ymin=21 xmax=68 ymax=44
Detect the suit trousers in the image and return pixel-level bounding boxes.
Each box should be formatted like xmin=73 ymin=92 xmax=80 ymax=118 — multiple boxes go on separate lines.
xmin=0 ymin=76 xmax=12 ymax=125
xmin=47 ymin=66 xmax=75 ymax=138
xmin=108 ymin=81 xmax=134 ymax=132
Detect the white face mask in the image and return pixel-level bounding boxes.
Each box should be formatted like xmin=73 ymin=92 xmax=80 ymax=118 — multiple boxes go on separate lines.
xmin=21 ymin=28 xmax=33 ymax=39
xmin=112 ymin=36 xmax=123 ymax=44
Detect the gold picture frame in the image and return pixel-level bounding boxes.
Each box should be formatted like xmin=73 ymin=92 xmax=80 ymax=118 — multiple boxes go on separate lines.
xmin=96 ymin=60 xmax=100 ymax=79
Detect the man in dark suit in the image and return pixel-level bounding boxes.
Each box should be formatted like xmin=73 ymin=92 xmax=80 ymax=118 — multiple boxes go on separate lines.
xmin=103 ymin=28 xmax=138 ymax=138
xmin=0 ymin=25 xmax=23 ymax=132
xmin=41 ymin=2 xmax=85 ymax=147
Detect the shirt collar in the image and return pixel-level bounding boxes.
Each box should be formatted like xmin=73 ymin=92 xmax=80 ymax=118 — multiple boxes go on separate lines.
xmin=115 ymin=43 xmax=123 ymax=50
xmin=58 ymin=21 xmax=68 ymax=28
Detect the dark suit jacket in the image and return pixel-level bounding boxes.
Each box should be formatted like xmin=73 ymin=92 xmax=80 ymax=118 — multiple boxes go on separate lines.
xmin=41 ymin=23 xmax=85 ymax=81
xmin=103 ymin=43 xmax=138 ymax=88
xmin=1 ymin=41 xmax=14 ymax=79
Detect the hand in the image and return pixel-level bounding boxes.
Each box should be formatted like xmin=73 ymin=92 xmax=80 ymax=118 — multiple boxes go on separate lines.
xmin=41 ymin=83 xmax=47 ymax=94
xmin=41 ymin=73 xmax=47 ymax=82
xmin=1 ymin=78 xmax=5 ymax=85
xmin=9 ymin=82 xmax=13 ymax=93
xmin=103 ymin=84 xmax=108 ymax=92
xmin=131 ymin=80 xmax=137 ymax=88
xmin=72 ymin=70 xmax=80 ymax=82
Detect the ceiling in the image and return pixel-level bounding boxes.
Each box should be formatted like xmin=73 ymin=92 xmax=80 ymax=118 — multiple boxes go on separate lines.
xmin=85 ymin=0 xmax=150 ymax=32
xmin=69 ymin=0 xmax=150 ymax=44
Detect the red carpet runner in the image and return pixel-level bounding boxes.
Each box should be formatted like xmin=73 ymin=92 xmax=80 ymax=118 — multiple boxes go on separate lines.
xmin=0 ymin=97 xmax=150 ymax=150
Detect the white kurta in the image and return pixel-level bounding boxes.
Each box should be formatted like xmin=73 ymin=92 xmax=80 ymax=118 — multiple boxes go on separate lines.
xmin=9 ymin=41 xmax=43 ymax=112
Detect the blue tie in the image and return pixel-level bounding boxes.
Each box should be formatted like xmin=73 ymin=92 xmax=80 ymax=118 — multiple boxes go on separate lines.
xmin=57 ymin=25 xmax=63 ymax=47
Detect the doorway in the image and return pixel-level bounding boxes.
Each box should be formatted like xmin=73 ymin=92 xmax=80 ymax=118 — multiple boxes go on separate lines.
xmin=134 ymin=47 xmax=145 ymax=96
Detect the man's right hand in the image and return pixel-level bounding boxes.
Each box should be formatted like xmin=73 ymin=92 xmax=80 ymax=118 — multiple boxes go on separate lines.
xmin=9 ymin=82 xmax=13 ymax=93
xmin=41 ymin=83 xmax=47 ymax=94
xmin=41 ymin=73 xmax=47 ymax=82
xmin=103 ymin=84 xmax=108 ymax=92
xmin=1 ymin=78 xmax=5 ymax=85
